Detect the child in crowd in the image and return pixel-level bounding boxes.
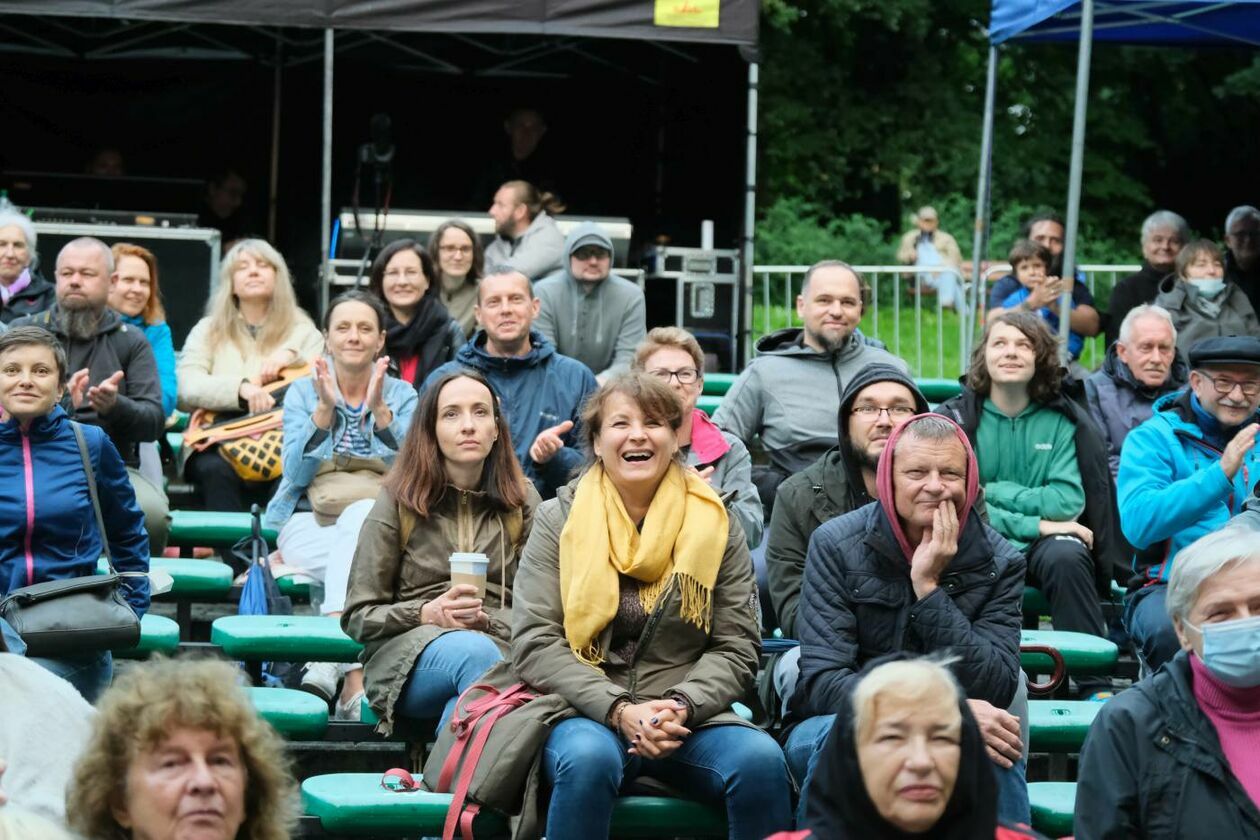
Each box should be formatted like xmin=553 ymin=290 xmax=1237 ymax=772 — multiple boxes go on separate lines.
xmin=1001 ymin=239 xmax=1084 ymax=359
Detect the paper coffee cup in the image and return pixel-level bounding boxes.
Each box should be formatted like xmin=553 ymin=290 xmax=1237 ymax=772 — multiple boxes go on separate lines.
xmin=449 ymin=552 xmax=489 ymax=599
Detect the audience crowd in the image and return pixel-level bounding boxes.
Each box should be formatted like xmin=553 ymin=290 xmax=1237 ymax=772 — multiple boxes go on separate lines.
xmin=2 ymin=192 xmax=1260 ymax=840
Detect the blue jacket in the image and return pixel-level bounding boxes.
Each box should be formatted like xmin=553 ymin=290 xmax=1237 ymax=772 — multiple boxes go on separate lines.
xmin=0 ymin=407 xmax=150 ymax=615
xmin=263 ymin=369 xmax=417 ymax=530
xmin=121 ymin=314 xmax=177 ymax=417
xmin=423 ymin=330 xmax=598 ymax=498
xmin=1117 ymin=389 xmax=1260 ymax=581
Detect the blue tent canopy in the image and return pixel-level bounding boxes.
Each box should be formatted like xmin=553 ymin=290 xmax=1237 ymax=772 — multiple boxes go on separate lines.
xmin=992 ymin=0 xmax=1260 ymax=46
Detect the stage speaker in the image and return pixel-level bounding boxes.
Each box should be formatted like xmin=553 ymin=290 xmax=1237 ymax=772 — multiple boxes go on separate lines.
xmin=642 ymin=247 xmax=740 ymax=372
xmin=31 ymin=222 xmax=221 ymax=348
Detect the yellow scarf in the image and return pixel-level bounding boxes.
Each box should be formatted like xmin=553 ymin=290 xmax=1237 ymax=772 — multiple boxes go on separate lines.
xmin=559 ymin=462 xmax=729 ymax=668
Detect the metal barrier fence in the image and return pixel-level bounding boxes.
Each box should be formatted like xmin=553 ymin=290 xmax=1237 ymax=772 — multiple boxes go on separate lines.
xmin=751 ymin=263 xmax=1139 ymax=378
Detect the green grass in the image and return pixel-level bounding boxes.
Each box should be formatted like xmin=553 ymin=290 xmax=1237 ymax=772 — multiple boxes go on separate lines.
xmin=751 ymin=301 xmax=1107 ymax=380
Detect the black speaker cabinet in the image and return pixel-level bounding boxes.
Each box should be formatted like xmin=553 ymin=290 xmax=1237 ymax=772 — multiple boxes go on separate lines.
xmin=31 ymin=222 xmax=221 ymax=348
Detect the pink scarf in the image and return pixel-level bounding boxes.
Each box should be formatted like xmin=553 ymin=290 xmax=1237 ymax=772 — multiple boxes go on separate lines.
xmin=0 ymin=269 xmax=31 ymax=304
xmin=689 ymin=409 xmax=731 ymax=465
xmin=875 ymin=414 xmax=979 ymax=563
xmin=1190 ymin=653 xmax=1260 ymax=807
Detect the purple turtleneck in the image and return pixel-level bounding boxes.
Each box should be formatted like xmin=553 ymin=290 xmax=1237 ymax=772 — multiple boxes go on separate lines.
xmin=1191 ymin=652 xmax=1260 ymax=807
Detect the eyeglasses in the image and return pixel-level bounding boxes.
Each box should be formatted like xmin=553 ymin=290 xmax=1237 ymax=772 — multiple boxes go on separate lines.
xmin=851 ymin=404 xmax=917 ymax=419
xmin=439 ymin=245 xmax=474 ymax=255
xmin=649 ymin=367 xmax=700 ymax=385
xmin=1204 ymin=375 xmax=1260 ymax=397
xmin=380 ymin=767 xmax=420 ymax=793
xmin=573 ymin=246 xmax=611 ymax=261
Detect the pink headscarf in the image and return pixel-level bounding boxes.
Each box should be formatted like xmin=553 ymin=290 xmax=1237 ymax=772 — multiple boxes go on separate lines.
xmin=689 ymin=408 xmax=731 ymax=465
xmin=875 ymin=413 xmax=979 ymax=563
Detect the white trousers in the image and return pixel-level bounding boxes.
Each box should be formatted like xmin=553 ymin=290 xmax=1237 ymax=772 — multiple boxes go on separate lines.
xmin=275 ymin=499 xmax=374 ymax=615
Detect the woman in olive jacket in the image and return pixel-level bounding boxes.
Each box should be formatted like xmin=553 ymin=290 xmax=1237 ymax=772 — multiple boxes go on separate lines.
xmin=341 ymin=370 xmax=539 ymax=736
xmin=509 ymin=372 xmax=792 ymax=840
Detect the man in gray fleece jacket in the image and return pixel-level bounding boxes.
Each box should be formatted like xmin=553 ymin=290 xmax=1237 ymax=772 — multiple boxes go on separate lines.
xmin=535 ymin=221 xmax=646 ymax=382
xmin=713 ymin=259 xmax=908 ymax=513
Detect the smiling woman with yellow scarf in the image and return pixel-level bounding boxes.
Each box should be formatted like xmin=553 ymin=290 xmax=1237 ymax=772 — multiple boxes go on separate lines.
xmin=509 ymin=372 xmax=792 ymax=840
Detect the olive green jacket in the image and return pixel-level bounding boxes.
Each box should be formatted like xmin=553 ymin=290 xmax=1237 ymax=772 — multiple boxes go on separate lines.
xmin=510 ymin=478 xmax=761 ymax=728
xmin=341 ymin=483 xmax=540 ymax=735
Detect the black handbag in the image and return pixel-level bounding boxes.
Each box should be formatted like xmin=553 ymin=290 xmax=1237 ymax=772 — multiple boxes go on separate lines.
xmin=0 ymin=422 xmax=143 ymax=657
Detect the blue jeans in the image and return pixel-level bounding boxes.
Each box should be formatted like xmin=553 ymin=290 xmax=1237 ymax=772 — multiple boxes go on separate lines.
xmin=394 ymin=630 xmax=502 ymax=734
xmin=1124 ymin=583 xmax=1181 ymax=673
xmin=28 ymin=650 xmax=113 ymax=703
xmin=0 ymin=616 xmax=27 ymax=655
xmin=541 ymin=716 xmax=792 ymax=840
xmin=784 ymin=713 xmax=1030 ymax=827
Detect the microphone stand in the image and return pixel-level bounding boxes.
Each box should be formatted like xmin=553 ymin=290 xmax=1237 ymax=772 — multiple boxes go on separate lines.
xmin=351 ymin=141 xmax=394 ymax=287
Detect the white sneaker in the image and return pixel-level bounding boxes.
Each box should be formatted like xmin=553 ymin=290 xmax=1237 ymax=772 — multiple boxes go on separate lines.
xmin=300 ymin=661 xmax=340 ymax=703
xmin=334 ymin=689 xmax=365 ymax=722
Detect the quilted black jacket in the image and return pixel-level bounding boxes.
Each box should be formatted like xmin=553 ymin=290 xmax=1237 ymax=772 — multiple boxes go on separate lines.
xmin=790 ymin=501 xmax=1025 ymax=718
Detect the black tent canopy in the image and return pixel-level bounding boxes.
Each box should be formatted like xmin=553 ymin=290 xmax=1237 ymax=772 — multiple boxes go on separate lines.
xmin=0 ymin=0 xmax=758 ymax=46
xmin=0 ymin=0 xmax=760 ymax=355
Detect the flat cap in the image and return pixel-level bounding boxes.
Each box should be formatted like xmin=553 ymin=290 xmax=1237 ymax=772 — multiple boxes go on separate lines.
xmin=1188 ymin=335 xmax=1260 ymax=368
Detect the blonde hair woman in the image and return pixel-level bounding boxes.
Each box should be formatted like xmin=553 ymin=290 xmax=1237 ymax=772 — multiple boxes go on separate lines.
xmin=177 ymin=238 xmax=323 ymax=511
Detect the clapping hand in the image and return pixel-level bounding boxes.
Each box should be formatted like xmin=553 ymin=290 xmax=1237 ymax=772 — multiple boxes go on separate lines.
xmin=86 ymin=370 xmax=125 ymax=415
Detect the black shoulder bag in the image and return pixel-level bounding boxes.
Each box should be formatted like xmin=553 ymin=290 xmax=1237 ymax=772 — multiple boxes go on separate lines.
xmin=0 ymin=422 xmax=143 ymax=656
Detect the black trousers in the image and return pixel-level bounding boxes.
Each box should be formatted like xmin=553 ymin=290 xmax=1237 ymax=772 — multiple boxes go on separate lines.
xmin=1025 ymin=534 xmax=1106 ymax=639
xmin=185 ymin=447 xmax=278 ymax=513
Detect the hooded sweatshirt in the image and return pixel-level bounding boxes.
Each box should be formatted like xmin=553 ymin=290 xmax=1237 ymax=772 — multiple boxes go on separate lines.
xmin=534 ymin=222 xmax=646 ymax=379
xmin=765 ymin=364 xmax=930 ymax=637
xmin=712 ymin=327 xmax=909 ymax=475
xmin=423 ymin=329 xmax=598 ymax=499
xmin=12 ymin=304 xmax=164 ymax=466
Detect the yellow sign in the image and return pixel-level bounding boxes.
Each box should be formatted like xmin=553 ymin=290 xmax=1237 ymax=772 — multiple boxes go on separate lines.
xmin=654 ymin=0 xmax=720 ymax=29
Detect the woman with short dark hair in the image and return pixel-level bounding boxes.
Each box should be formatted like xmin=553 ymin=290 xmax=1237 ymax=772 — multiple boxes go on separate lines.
xmin=368 ymin=239 xmax=464 ymax=388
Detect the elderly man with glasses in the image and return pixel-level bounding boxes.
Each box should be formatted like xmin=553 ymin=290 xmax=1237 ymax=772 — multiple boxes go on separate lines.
xmin=1117 ymin=334 xmax=1260 ymax=671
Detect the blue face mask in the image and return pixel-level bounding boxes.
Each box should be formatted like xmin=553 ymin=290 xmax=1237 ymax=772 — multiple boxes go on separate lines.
xmin=1186 ymin=614 xmax=1260 ymax=688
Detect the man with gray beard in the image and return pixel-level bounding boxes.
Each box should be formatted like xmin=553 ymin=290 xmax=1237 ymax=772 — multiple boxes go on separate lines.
xmin=12 ymin=237 xmax=169 ymax=552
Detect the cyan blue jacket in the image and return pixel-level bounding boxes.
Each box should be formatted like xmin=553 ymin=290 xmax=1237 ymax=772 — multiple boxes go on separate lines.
xmin=1117 ymin=389 xmax=1260 ymax=582
xmin=263 ymin=368 xmax=418 ymax=530
xmin=423 ymin=330 xmax=598 ymax=498
xmin=121 ymin=314 xmax=177 ymax=417
xmin=0 ymin=406 xmax=150 ymax=615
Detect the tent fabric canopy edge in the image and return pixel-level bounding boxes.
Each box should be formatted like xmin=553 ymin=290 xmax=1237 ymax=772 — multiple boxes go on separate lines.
xmin=991 ymin=0 xmax=1260 ymax=46
xmin=0 ymin=0 xmax=759 ymax=48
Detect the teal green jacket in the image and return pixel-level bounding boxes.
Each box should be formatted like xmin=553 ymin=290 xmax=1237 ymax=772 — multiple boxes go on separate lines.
xmin=975 ymin=399 xmax=1085 ymax=549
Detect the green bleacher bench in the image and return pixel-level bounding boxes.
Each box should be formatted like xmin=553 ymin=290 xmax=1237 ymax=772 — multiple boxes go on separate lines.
xmin=697 ymin=395 xmax=722 ymax=416
xmin=916 ymin=378 xmax=963 ymax=404
xmin=1029 ymin=781 xmax=1076 ymax=837
xmin=276 ymin=574 xmax=314 ymax=601
xmin=165 ymin=431 xmax=184 ymax=462
xmin=168 ymin=510 xmax=279 ymax=549
xmin=1025 ymin=583 xmax=1125 ymax=616
xmin=1021 ymin=630 xmax=1118 ymax=676
xmin=211 ymin=615 xmax=362 ymax=663
xmin=1027 ymin=700 xmax=1102 ymax=752
xmin=702 ymin=372 xmax=737 ymax=396
xmin=302 ymin=773 xmax=727 ymax=837
xmin=247 ymin=687 xmax=329 ymax=740
xmin=113 ymin=613 xmax=181 ymax=659
xmin=152 ymin=558 xmax=234 ymax=600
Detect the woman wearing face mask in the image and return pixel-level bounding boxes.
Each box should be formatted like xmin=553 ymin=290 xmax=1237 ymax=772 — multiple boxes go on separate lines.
xmin=798 ymin=656 xmax=1046 ymax=840
xmin=1076 ymin=526 xmax=1260 ymax=839
xmin=367 ymin=239 xmax=465 ymax=389
xmin=1156 ymin=239 xmax=1260 ymax=355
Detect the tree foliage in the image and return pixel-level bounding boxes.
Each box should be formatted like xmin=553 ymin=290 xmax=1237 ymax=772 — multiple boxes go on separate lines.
xmin=756 ymin=0 xmax=1260 ymax=266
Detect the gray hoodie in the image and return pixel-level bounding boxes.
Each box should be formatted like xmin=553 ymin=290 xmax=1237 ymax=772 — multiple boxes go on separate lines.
xmin=712 ymin=327 xmax=909 ymax=474
xmin=483 ymin=210 xmax=565 ymax=281
xmin=534 ymin=221 xmax=646 ymax=379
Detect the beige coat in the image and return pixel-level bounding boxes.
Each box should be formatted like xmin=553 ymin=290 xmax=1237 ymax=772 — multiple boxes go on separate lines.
xmin=341 ymin=484 xmax=540 ymax=735
xmin=896 ymin=227 xmax=963 ymax=268
xmin=176 ymin=314 xmax=324 ymax=412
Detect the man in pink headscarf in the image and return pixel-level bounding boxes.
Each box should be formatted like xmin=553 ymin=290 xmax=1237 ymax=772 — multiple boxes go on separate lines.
xmin=783 ymin=413 xmax=1028 ymax=825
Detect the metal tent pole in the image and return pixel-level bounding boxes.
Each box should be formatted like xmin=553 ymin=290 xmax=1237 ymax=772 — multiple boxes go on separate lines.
xmin=741 ymin=61 xmax=759 ymax=369
xmin=967 ymin=44 xmax=998 ymax=362
xmin=319 ymin=27 xmax=334 ymax=320
xmin=1059 ymin=0 xmax=1094 ymax=358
